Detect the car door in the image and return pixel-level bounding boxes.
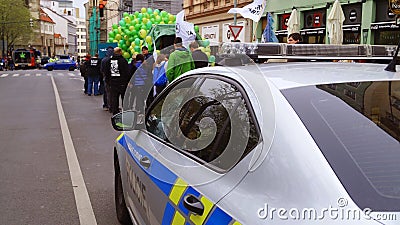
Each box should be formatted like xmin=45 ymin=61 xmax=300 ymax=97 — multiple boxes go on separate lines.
xmin=132 ymin=74 xmax=262 ymax=224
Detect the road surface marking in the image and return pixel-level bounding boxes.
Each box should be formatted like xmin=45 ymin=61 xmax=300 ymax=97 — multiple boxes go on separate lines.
xmin=12 ymin=74 xmax=20 ymax=77
xmin=51 ymin=75 xmax=98 ymax=225
xmin=68 ymin=73 xmax=75 ymax=76
xmin=36 ymin=73 xmax=42 ymax=77
xmin=25 ymin=74 xmax=31 ymax=77
xmin=0 ymin=74 xmax=8 ymax=78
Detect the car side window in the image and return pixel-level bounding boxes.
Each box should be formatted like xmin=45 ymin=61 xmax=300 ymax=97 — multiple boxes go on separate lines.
xmin=146 ymin=76 xmax=260 ymax=171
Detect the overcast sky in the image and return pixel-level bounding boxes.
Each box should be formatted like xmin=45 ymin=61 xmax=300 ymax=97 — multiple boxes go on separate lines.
xmin=73 ymin=0 xmax=88 ymax=18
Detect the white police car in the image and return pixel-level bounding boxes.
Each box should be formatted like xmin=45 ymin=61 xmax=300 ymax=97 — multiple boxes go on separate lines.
xmin=112 ymin=44 xmax=400 ymax=225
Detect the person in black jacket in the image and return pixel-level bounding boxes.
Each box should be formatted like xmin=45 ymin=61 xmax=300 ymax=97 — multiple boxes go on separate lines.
xmin=104 ymin=47 xmax=132 ymax=115
xmin=100 ymin=46 xmax=114 ymax=111
xmin=85 ymin=53 xmax=101 ymax=96
xmin=189 ymin=41 xmax=209 ymax=69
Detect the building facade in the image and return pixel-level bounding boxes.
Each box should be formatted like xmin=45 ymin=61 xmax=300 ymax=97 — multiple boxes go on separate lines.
xmin=182 ymin=0 xmax=399 ymax=46
xmin=264 ymin=0 xmax=399 ymax=45
xmin=183 ymin=0 xmax=255 ymax=45
xmin=76 ymin=18 xmax=87 ymax=57
xmin=39 ymin=8 xmax=55 ymax=57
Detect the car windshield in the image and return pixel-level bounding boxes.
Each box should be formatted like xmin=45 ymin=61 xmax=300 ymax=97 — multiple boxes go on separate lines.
xmin=282 ymin=81 xmax=400 ymax=211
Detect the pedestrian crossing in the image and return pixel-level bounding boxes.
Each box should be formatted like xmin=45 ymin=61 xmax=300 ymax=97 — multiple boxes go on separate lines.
xmin=0 ymin=71 xmax=82 ymax=79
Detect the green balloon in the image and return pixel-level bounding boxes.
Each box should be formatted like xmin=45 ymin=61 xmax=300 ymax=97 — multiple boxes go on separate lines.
xmin=154 ymin=9 xmax=160 ymax=15
xmin=123 ymin=12 xmax=129 ymax=18
xmin=155 ymin=15 xmax=161 ymax=23
xmin=122 ymin=44 xmax=128 ymax=50
xmin=194 ymin=25 xmax=199 ymax=33
xmin=131 ymin=30 xmax=138 ymax=36
xmin=113 ymin=29 xmax=118 ymax=34
xmin=161 ymin=11 xmax=167 ymax=17
xmin=134 ymin=11 xmax=139 ymax=17
xmin=134 ymin=46 xmax=140 ymax=52
xmin=138 ymin=13 xmax=143 ymax=19
xmin=203 ymin=39 xmax=210 ymax=46
xmin=134 ymin=38 xmax=140 ymax=46
xmin=119 ymin=20 xmax=126 ymax=27
xmin=112 ymin=24 xmax=118 ymax=29
xmin=108 ymin=32 xmax=115 ymax=38
xmin=209 ymin=55 xmax=216 ymax=63
xmin=108 ymin=38 xmax=114 ymax=43
xmin=129 ymin=37 xmax=135 ymax=42
xmin=147 ymin=8 xmax=153 ymax=14
xmin=135 ymin=24 xmax=141 ymax=31
xmin=119 ymin=39 xmax=125 ymax=45
xmin=146 ymin=21 xmax=152 ymax=29
xmin=123 ymin=52 xmax=131 ymax=59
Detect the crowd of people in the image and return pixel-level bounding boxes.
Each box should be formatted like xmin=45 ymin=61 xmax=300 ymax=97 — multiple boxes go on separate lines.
xmin=0 ymin=57 xmax=15 ymax=71
xmin=79 ymin=37 xmax=210 ymax=116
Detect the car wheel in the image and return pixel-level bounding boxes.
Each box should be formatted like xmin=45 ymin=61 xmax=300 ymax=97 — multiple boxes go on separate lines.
xmin=115 ymin=160 xmax=132 ymax=225
xmin=69 ymin=67 xmax=75 ymax=71
xmin=47 ymin=66 xmax=53 ymax=71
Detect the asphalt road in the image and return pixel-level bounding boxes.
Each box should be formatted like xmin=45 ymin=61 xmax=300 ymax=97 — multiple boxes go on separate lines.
xmin=0 ymin=69 xmax=121 ymax=225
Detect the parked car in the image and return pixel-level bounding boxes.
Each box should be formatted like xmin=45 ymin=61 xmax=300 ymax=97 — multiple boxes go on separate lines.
xmin=44 ymin=59 xmax=77 ymax=71
xmin=111 ymin=46 xmax=400 ymax=225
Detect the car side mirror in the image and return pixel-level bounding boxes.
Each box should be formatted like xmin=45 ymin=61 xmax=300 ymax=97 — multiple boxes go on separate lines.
xmin=111 ymin=110 xmax=138 ymax=131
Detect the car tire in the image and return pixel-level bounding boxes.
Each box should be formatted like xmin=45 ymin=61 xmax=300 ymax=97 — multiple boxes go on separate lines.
xmin=47 ymin=66 xmax=53 ymax=71
xmin=69 ymin=67 xmax=75 ymax=71
xmin=115 ymin=160 xmax=132 ymax=225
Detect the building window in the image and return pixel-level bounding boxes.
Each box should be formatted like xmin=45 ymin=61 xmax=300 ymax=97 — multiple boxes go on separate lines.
xmin=213 ymin=0 xmax=218 ymax=6
xmin=344 ymin=89 xmax=356 ymax=100
xmin=225 ymin=0 xmax=230 ymax=4
xmin=346 ymin=82 xmax=361 ymax=88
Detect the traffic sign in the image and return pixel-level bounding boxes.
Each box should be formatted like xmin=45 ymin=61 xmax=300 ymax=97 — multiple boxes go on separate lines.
xmin=229 ymin=25 xmax=244 ymax=40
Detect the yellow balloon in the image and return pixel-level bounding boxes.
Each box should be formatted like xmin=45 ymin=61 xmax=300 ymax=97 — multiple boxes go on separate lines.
xmin=141 ymin=8 xmax=147 ymax=13
xmin=142 ymin=18 xmax=148 ymax=24
xmin=160 ymin=21 xmax=165 ymax=24
xmin=205 ymin=52 xmax=210 ymax=58
xmin=139 ymin=29 xmax=147 ymax=39
xmin=145 ymin=36 xmax=152 ymax=44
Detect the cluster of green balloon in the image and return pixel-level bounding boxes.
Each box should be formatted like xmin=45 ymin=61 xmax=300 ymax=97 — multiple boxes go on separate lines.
xmin=107 ymin=8 xmax=176 ymax=59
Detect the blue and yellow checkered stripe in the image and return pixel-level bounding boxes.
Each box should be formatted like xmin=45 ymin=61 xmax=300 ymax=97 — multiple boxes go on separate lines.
xmin=118 ymin=134 xmax=242 ymax=225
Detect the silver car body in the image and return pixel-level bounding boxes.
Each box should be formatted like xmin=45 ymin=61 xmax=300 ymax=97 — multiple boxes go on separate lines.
xmin=114 ymin=62 xmax=400 ymax=225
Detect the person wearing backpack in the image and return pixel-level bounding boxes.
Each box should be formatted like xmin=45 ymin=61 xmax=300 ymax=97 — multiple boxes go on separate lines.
xmin=152 ymin=54 xmax=168 ymax=98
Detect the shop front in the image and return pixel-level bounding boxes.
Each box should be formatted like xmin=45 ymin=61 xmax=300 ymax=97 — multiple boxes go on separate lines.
xmin=300 ymin=8 xmax=326 ymax=44
xmin=342 ymin=3 xmax=362 ymax=44
xmin=275 ymin=13 xmax=290 ymax=43
xmin=371 ymin=0 xmax=400 ymax=45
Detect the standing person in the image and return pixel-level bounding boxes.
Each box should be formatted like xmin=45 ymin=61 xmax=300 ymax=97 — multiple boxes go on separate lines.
xmin=80 ymin=54 xmax=90 ymax=94
xmin=131 ymin=54 xmax=149 ymax=114
xmin=104 ymin=47 xmax=131 ymax=115
xmin=8 ymin=57 xmax=14 ymax=71
xmin=100 ymin=46 xmax=114 ymax=111
xmin=85 ymin=53 xmax=101 ymax=96
xmin=287 ymin=33 xmax=302 ymax=44
xmin=152 ymin=54 xmax=168 ymax=98
xmin=189 ymin=41 xmax=208 ymax=69
xmin=166 ymin=37 xmax=195 ymax=83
